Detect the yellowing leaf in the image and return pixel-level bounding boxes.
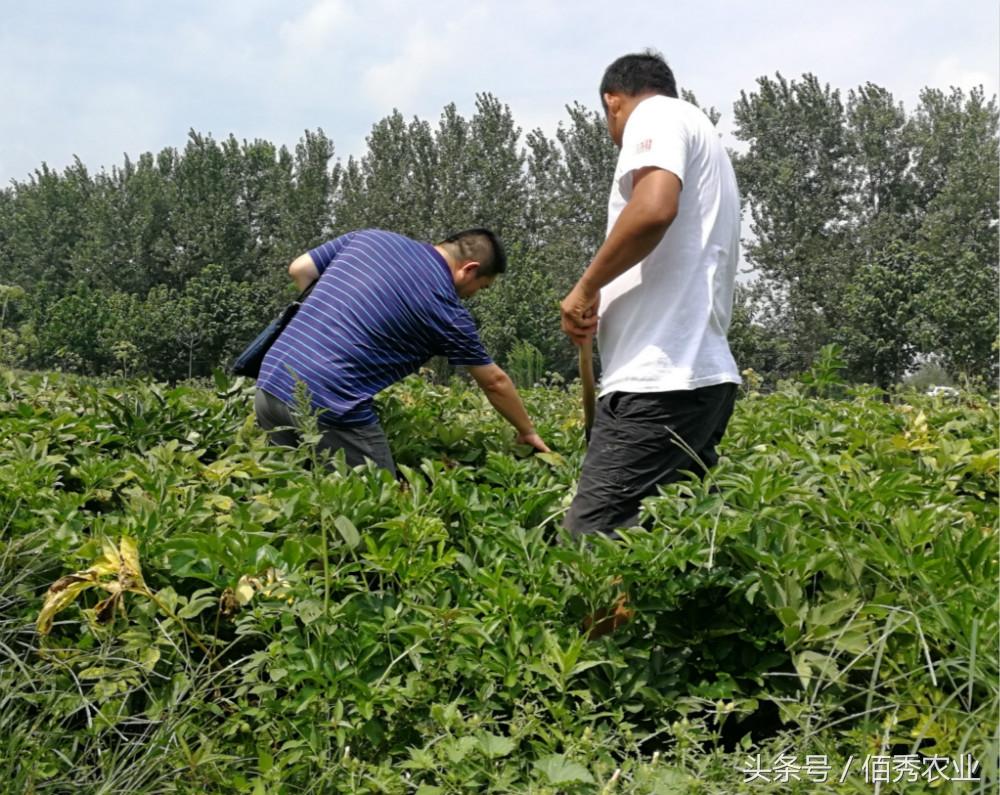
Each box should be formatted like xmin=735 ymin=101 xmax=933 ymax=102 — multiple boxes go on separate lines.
xmin=36 ymin=574 xmax=99 ymax=635
xmin=92 ymin=591 xmax=123 ymax=625
xmin=119 ymin=536 xmax=146 ymax=589
xmin=141 ymin=646 xmax=161 ymax=671
xmin=235 ymin=576 xmax=257 ymax=606
xmin=37 ymin=537 xmax=150 ymax=635
xmin=94 ymin=537 xmax=123 ymax=576
xmin=206 ymin=494 xmax=235 ymax=512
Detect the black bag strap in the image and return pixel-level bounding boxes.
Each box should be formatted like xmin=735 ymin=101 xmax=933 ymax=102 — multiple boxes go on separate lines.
xmin=297 ymin=278 xmax=318 ymax=304
xmin=275 ymin=278 xmax=318 ymax=330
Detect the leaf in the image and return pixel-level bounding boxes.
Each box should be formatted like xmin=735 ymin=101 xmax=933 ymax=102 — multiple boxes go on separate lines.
xmin=643 ymin=767 xmax=691 ymax=794
xmin=807 ymin=596 xmax=858 ymax=628
xmin=334 ymin=516 xmax=361 ymax=549
xmin=155 ymin=586 xmax=179 ymax=614
xmin=212 ymin=368 xmax=229 ymax=392
xmin=206 ymin=494 xmax=235 ymax=512
xmin=477 ymin=732 xmax=515 ymax=759
xmin=269 ymin=667 xmax=288 ymax=683
xmin=177 ymin=589 xmax=219 ymax=619
xmin=793 ymin=650 xmax=839 ymax=688
xmin=92 ymin=591 xmax=123 ymax=625
xmin=294 ymin=599 xmax=325 ymax=624
xmin=570 ymin=659 xmax=607 ymax=677
xmin=533 ymin=754 xmax=595 ymax=785
xmin=536 ymin=451 xmax=566 ymax=467
xmin=444 ymin=735 xmax=478 ymax=764
xmin=832 ymin=628 xmax=871 ymax=655
xmin=140 ymin=645 xmax=161 ymax=671
xmin=234 ymin=576 xmax=257 ymax=606
xmin=94 ymin=537 xmax=123 ymax=576
xmin=36 ymin=574 xmax=99 ymax=635
xmin=119 ymin=536 xmax=147 ymax=590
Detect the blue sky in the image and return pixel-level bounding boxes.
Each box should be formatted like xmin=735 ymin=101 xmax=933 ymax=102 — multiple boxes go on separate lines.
xmin=2 ymin=0 xmax=997 ymax=185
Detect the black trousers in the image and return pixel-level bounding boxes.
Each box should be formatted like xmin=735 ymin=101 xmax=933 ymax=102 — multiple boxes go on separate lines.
xmin=564 ymin=382 xmax=738 ymax=537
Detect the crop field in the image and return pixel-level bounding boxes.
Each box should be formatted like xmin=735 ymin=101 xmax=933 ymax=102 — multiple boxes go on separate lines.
xmin=0 ymin=366 xmax=996 ymax=794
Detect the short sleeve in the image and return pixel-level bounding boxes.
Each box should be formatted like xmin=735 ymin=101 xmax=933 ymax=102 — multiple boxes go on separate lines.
xmin=617 ymin=99 xmax=688 ymax=195
xmin=430 ymin=302 xmax=492 ymax=367
xmin=308 ymin=232 xmax=359 ymax=275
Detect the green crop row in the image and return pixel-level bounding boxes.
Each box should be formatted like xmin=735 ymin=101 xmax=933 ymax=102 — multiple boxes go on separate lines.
xmin=0 ymin=367 xmax=996 ymax=793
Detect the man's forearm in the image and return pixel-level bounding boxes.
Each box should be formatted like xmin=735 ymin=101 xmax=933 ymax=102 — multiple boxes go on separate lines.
xmin=481 ymin=372 xmax=535 ymax=435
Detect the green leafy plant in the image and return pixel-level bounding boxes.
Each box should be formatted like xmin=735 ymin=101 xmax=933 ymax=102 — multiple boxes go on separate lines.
xmin=1 ymin=370 xmax=995 ymax=793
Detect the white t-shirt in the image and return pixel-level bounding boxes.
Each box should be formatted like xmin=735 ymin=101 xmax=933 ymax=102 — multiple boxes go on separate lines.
xmin=597 ymin=95 xmax=742 ymax=396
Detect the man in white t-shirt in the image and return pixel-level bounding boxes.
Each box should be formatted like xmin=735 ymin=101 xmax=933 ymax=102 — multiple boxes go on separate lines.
xmin=561 ymin=50 xmax=742 ymax=537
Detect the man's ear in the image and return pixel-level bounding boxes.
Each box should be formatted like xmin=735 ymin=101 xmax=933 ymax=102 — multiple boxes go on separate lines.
xmin=460 ymin=260 xmax=481 ymax=279
xmin=603 ymin=92 xmax=619 ymax=115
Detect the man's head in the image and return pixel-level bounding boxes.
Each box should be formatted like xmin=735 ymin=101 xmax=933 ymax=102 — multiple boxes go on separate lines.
xmin=600 ymin=50 xmax=678 ymax=147
xmin=435 ymin=227 xmax=507 ymax=298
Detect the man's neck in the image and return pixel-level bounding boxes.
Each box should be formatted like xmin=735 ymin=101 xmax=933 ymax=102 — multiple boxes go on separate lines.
xmin=621 ymin=91 xmax=660 ymax=123
xmin=434 ymin=244 xmax=461 ymax=278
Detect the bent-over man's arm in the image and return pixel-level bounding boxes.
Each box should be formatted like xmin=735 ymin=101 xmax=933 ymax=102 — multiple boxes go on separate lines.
xmin=468 ymin=363 xmax=550 ymax=453
xmin=288 ymin=252 xmax=319 ymax=291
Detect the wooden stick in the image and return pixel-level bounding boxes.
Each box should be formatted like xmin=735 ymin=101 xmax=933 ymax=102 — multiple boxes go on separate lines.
xmin=578 ymin=339 xmax=596 ymax=442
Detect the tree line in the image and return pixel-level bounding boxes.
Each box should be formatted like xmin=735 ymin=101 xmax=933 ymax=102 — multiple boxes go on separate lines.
xmin=0 ymin=76 xmax=995 ymax=388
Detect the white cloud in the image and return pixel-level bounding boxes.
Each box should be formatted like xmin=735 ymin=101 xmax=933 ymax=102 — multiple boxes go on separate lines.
xmin=1 ymin=0 xmax=996 ymax=184
xmin=279 ymin=0 xmax=354 ymax=54
xmin=359 ymin=4 xmax=488 ymax=113
xmin=361 ymin=24 xmax=447 ymax=111
xmin=930 ymin=56 xmax=998 ymax=99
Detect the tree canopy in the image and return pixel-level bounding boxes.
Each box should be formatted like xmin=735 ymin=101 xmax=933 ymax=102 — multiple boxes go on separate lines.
xmin=0 ymin=77 xmax=995 ymax=388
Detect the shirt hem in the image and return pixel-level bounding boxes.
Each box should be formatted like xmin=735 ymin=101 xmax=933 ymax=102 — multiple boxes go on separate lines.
xmin=598 ymin=372 xmax=741 ymax=398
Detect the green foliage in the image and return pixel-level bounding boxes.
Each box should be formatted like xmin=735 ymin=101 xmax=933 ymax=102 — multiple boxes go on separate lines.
xmin=3 ymin=76 xmax=992 ymax=388
xmin=1 ymin=369 xmax=996 ymax=792
xmin=507 ymin=340 xmax=546 ymax=388
xmin=0 ymin=129 xmax=337 ymax=378
xmin=0 ymin=284 xmax=28 ymax=367
xmin=734 ymin=75 xmax=998 ymax=386
xmin=904 ymin=357 xmax=957 ymax=392
xmin=333 ymin=94 xmax=528 ymax=244
xmin=799 ymin=343 xmax=848 ymax=397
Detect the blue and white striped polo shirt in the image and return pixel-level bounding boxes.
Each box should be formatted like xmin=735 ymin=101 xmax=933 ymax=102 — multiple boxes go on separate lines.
xmin=257 ymin=229 xmax=492 ymax=426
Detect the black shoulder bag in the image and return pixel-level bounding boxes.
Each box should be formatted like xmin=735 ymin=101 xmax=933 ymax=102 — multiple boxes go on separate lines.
xmin=230 ymin=280 xmax=317 ymax=378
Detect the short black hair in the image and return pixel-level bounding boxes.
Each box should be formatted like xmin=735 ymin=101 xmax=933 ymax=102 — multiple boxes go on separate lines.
xmin=438 ymin=228 xmax=507 ymax=277
xmin=600 ymin=50 xmax=678 ymax=109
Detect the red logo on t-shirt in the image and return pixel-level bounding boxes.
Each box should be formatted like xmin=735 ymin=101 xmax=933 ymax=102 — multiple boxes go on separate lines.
xmin=636 ymin=138 xmax=652 ymax=153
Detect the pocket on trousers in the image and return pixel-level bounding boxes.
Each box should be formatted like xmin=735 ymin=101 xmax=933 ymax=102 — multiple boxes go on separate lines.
xmin=601 ymin=392 xmax=627 ymax=421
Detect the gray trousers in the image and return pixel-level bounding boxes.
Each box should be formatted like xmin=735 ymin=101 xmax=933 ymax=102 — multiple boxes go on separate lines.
xmin=254 ymin=389 xmax=396 ymax=475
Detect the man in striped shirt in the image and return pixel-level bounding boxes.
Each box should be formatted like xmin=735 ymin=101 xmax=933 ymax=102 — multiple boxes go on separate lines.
xmin=254 ymin=228 xmax=550 ymax=474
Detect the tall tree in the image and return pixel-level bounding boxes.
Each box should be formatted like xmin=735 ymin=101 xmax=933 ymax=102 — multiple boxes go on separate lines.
xmin=908 ymin=87 xmax=999 ymax=380
xmin=462 ymin=94 xmax=527 ymax=241
xmin=335 ymin=111 xmax=422 ymax=236
xmin=525 ymin=103 xmax=617 ymax=297
xmin=733 ymin=73 xmax=855 ymax=363
xmin=832 ymin=84 xmax=923 ymax=385
xmin=165 ymin=131 xmax=250 ymax=288
xmin=0 ymin=159 xmax=94 ymax=299
xmin=733 ymin=74 xmax=998 ymax=386
xmin=429 ymin=103 xmax=474 ymax=236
